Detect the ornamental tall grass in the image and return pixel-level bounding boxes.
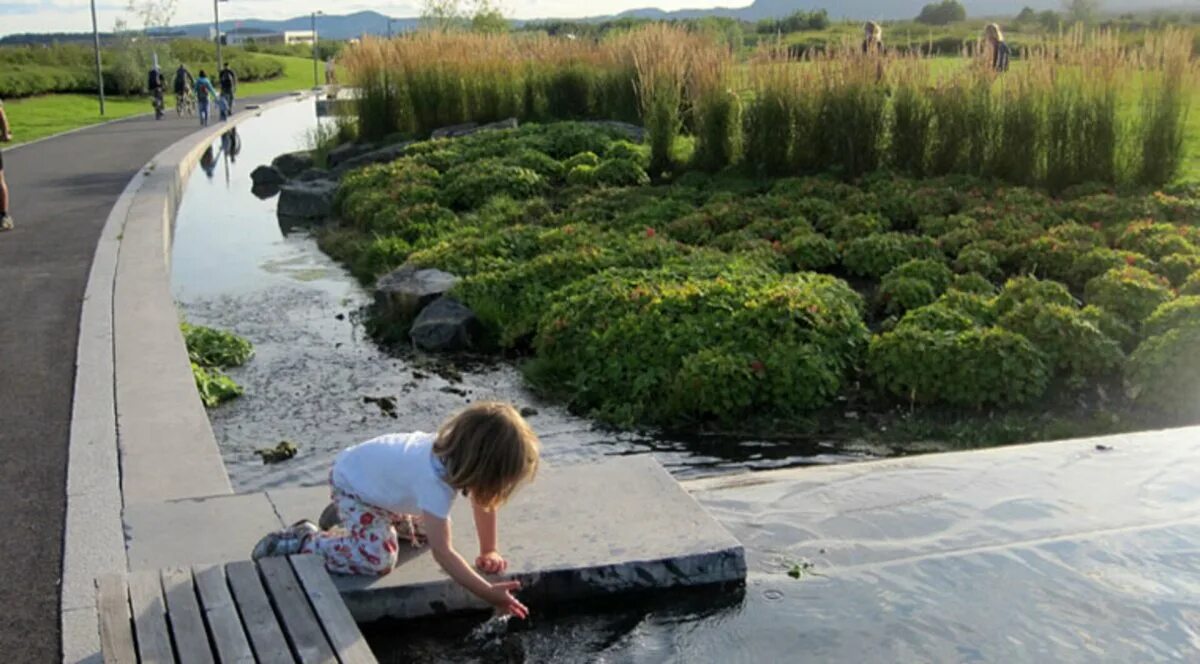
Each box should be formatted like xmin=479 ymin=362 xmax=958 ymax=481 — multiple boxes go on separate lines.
xmin=343 ymin=26 xmax=1194 ymax=189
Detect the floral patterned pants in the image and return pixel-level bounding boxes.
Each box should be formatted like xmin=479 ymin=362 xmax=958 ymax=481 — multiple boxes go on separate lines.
xmin=299 ymin=484 xmax=421 ymax=576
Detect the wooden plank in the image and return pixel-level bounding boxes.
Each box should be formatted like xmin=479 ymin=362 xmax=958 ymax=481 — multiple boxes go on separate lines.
xmin=289 ymin=555 xmax=378 ymax=664
xmin=161 ymin=568 xmax=215 ymax=664
xmin=95 ymin=575 xmax=138 ymax=664
xmin=257 ymin=557 xmax=338 ymax=664
xmin=127 ymin=571 xmax=176 ymax=664
xmin=193 ymin=565 xmax=256 ymax=664
xmin=225 ymin=560 xmax=294 ymax=664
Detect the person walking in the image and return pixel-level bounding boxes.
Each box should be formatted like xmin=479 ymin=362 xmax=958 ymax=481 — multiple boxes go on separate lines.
xmin=985 ymin=23 xmax=1011 ymax=72
xmin=0 ymin=97 xmax=12 ymax=231
xmin=173 ymin=63 xmax=195 ymax=115
xmin=194 ymin=70 xmax=218 ymax=127
xmin=325 ymin=56 xmax=336 ymax=86
xmin=862 ymin=21 xmax=884 ymax=55
xmin=218 ymin=64 xmax=238 ymax=117
xmin=148 ymin=65 xmax=166 ymax=120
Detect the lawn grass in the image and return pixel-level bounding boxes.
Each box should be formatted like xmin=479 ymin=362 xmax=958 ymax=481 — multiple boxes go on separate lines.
xmin=3 ymin=55 xmax=332 ymax=147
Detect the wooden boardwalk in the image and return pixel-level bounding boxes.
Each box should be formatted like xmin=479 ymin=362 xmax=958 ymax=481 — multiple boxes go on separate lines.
xmin=96 ymin=555 xmax=376 ymax=664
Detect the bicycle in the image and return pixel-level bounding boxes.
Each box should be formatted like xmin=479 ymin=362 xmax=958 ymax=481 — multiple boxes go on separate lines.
xmin=151 ymin=89 xmax=165 ymax=120
xmin=176 ymin=91 xmax=196 ymax=117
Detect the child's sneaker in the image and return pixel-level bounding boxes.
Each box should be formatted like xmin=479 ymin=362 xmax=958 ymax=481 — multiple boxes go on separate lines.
xmin=0 ymin=215 xmax=13 ymax=231
xmin=251 ymin=520 xmax=317 ymax=560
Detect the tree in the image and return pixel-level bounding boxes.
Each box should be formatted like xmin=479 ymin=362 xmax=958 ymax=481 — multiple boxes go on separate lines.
xmin=916 ymin=0 xmax=967 ymax=26
xmin=126 ymin=0 xmax=177 ymax=30
xmin=1016 ymin=6 xmax=1038 ymax=23
xmin=421 ymin=0 xmax=465 ymax=31
xmin=1064 ymin=0 xmax=1102 ymax=24
xmin=1039 ymin=9 xmax=1063 ymax=31
xmin=470 ymin=0 xmax=509 ymax=33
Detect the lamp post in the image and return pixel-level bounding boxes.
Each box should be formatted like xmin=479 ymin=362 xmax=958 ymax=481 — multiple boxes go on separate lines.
xmin=311 ymin=11 xmax=323 ymax=89
xmin=89 ymin=0 xmax=105 ymax=115
xmin=213 ymin=0 xmax=224 ymax=71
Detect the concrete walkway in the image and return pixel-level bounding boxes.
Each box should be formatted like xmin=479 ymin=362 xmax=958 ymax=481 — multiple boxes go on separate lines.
xmin=0 ymin=102 xmax=281 ymax=661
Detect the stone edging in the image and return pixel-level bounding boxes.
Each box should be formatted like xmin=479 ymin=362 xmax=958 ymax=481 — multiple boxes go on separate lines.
xmin=60 ymin=94 xmax=311 ymax=663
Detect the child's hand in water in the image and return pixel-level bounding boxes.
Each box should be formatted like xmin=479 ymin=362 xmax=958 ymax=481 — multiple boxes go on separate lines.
xmin=483 ymin=580 xmax=529 ymax=619
xmin=476 ymin=550 xmax=508 ymax=574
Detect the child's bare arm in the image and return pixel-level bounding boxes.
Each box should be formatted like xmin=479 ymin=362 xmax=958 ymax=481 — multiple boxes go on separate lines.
xmin=471 ymin=499 xmax=507 ymax=574
xmin=423 ymin=511 xmax=528 ymax=618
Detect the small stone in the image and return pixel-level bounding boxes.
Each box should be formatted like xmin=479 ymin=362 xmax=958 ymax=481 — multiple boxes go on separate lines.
xmin=326 ymin=141 xmax=378 ymax=169
xmin=375 ymin=266 xmax=459 ymax=326
xmin=250 ymin=164 xmax=286 ymax=187
xmin=271 ymin=150 xmax=314 ymax=177
xmin=1095 ymin=444 xmax=1113 ymax=452
xmin=519 ymin=406 xmax=539 ymax=418
xmin=277 ymin=180 xmax=338 ymax=220
xmin=335 ymin=313 xmax=346 ymax=321
xmin=411 ymin=298 xmax=483 ymax=352
xmin=333 ymin=141 xmax=414 ymax=174
xmin=255 ymin=441 xmax=298 ymax=464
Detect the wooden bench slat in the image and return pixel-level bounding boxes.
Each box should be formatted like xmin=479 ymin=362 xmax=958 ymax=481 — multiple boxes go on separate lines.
xmin=193 ymin=565 xmax=256 ymax=664
xmin=225 ymin=560 xmax=294 ymax=664
xmin=257 ymin=557 xmax=338 ymax=664
xmin=96 ymin=575 xmax=138 ymax=664
xmin=127 ymin=571 xmax=176 ymax=664
xmin=161 ymin=568 xmax=215 ymax=664
xmin=289 ymin=555 xmax=378 ymax=664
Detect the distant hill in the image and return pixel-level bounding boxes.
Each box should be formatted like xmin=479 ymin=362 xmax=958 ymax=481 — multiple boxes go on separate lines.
xmin=602 ymin=0 xmax=1173 ymax=22
xmin=164 ymin=11 xmax=421 ymax=41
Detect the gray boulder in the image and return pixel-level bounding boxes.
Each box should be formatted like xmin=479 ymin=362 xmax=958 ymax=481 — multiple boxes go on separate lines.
xmin=326 ymin=142 xmax=378 ymax=169
xmin=430 ymin=118 xmax=518 ymax=140
xmin=410 ymin=297 xmax=482 ymax=352
xmin=295 ymin=168 xmax=335 ymax=182
xmin=334 ymin=141 xmax=415 ymax=174
xmin=375 ymin=265 xmax=459 ymax=325
xmin=250 ymin=164 xmax=287 ymax=187
xmin=586 ymin=120 xmax=645 ymax=143
xmin=271 ymin=150 xmax=315 ymax=177
xmin=277 ymin=180 xmax=338 ymax=220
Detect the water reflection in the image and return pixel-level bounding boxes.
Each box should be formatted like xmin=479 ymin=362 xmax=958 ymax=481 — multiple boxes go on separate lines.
xmin=200 ymin=127 xmax=242 ymax=183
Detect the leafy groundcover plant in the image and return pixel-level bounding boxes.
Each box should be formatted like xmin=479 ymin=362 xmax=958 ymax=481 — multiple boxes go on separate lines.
xmin=182 ymin=322 xmax=253 ymax=408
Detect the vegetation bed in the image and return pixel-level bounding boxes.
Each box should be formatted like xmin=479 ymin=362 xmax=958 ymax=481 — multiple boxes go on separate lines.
xmin=322 ymin=121 xmax=1200 ymax=443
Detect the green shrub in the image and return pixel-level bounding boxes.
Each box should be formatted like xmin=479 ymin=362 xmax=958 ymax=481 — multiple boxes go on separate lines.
xmin=951 ymin=273 xmax=997 ymax=295
xmin=603 ymin=141 xmax=649 ymax=167
xmin=1143 ymin=296 xmax=1200 ymax=339
xmin=1157 ymin=253 xmax=1200 ymax=287
xmin=842 ymin=233 xmax=939 ymax=278
xmin=1066 ymin=248 xmax=1157 ymax=291
xmin=439 ymin=159 xmax=545 ymax=210
xmin=593 ymin=159 xmax=651 ymax=187
xmin=191 ymin=363 xmax=243 ymax=408
xmin=997 ymin=302 xmax=1124 ymax=385
xmin=181 ymin=323 xmax=253 ymax=368
xmin=894 ymin=302 xmax=978 ymax=333
xmin=1084 ymin=267 xmax=1175 ymax=325
xmin=564 ymin=151 xmax=601 ymax=170
xmin=1080 ymin=304 xmax=1139 ymax=352
xmin=993 ymin=276 xmax=1076 ymax=317
xmin=829 ymin=213 xmax=889 ymax=242
xmin=507 ymin=149 xmax=566 ymax=181
xmin=785 ymin=231 xmax=839 ymax=271
xmin=1182 ymin=271 xmax=1200 ymax=296
xmin=1115 ymin=220 xmax=1198 ymax=260
xmin=954 ymin=246 xmax=1001 ymax=279
xmin=525 ymin=123 xmax=616 ymax=159
xmin=565 ymin=163 xmax=600 ymax=187
xmin=1128 ymin=320 xmax=1200 ymax=417
xmin=878 ymin=259 xmax=954 ymax=314
xmin=867 ymin=326 xmax=1049 ymax=408
xmin=530 ymin=267 xmax=868 ymax=425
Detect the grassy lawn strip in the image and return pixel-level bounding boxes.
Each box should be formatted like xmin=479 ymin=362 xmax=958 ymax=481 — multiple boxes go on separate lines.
xmin=3 ymin=56 xmax=330 ymax=147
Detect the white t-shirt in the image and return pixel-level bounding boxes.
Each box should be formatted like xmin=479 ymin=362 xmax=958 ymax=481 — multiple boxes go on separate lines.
xmin=331 ymin=432 xmax=457 ymax=519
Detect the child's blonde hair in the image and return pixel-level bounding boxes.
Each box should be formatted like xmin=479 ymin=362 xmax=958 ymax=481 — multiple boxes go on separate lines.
xmin=434 ymin=402 xmax=539 ymax=510
xmin=985 ymin=23 xmax=1005 ymax=44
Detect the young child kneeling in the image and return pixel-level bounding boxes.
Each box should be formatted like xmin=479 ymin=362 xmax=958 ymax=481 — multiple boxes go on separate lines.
xmin=251 ymin=402 xmax=540 ymax=618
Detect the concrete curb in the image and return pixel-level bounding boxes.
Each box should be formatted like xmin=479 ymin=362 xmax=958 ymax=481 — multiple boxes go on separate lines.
xmin=60 ymin=94 xmax=312 ymax=663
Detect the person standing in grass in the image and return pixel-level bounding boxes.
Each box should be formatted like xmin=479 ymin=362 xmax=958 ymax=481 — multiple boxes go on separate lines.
xmin=0 ymin=97 xmax=12 ymax=231
xmin=862 ymin=21 xmax=884 ymax=55
xmin=250 ymin=402 xmax=540 ymax=619
xmin=194 ymin=70 xmax=218 ymax=127
xmin=985 ymin=24 xmax=1011 ymax=72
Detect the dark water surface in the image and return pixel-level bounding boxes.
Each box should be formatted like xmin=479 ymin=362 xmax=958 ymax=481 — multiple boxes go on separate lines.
xmin=171 ymin=101 xmax=1200 ymax=663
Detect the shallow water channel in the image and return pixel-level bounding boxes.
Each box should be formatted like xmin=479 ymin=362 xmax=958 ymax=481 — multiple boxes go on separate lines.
xmin=168 ymin=101 xmax=1198 ymax=662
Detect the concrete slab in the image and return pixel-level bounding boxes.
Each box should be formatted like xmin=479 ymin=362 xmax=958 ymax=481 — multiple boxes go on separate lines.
xmin=61 ymin=607 xmax=102 ymax=664
xmin=267 ymin=456 xmax=746 ymax=621
xmin=124 ymin=493 xmax=283 ymax=571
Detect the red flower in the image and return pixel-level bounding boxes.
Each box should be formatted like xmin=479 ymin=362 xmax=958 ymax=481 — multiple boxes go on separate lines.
xmin=359 ymin=513 xmax=375 ymax=526
xmin=1124 ymin=255 xmax=1137 ymax=266
xmin=750 ymin=360 xmax=766 ymax=375
xmin=645 ymin=227 xmax=656 ymax=238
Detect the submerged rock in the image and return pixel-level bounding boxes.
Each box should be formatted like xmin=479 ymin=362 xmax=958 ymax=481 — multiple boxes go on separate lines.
xmin=410 ymin=297 xmax=482 ymax=352
xmin=271 ymin=150 xmax=314 ymax=177
xmin=255 ymin=441 xmax=298 ymax=464
xmin=430 ymin=118 xmax=518 ymax=140
xmin=277 ymin=180 xmax=337 ymax=220
xmin=250 ymin=164 xmax=286 ymax=187
xmin=375 ymin=265 xmax=459 ymax=325
xmin=334 ymin=141 xmax=415 ymax=174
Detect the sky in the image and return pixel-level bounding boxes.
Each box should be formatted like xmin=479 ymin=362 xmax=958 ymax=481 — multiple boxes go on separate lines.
xmin=0 ymin=0 xmax=754 ymax=37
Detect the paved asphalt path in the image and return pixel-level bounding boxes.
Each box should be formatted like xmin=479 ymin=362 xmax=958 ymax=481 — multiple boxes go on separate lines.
xmin=0 ymin=96 xmax=286 ymax=661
